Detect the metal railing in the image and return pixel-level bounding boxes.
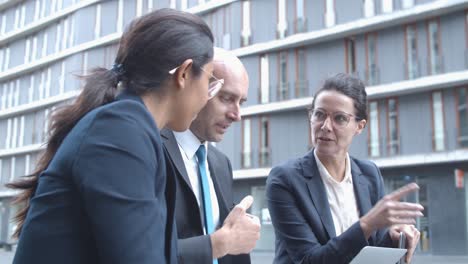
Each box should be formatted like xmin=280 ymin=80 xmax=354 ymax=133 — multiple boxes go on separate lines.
xmin=258 ymin=147 xmax=271 ymax=167
xmin=429 ymin=54 xmax=445 ymax=75
xmin=294 ymin=79 xmax=309 ymax=98
xmin=277 ymin=82 xmax=289 ymax=101
xmin=293 ymin=17 xmax=308 ymax=34
xmin=365 ymin=64 xmax=380 ymax=86
xmin=241 ymin=151 xmax=252 ymax=169
xmin=404 ymin=58 xmax=421 ymax=80
xmin=257 ymin=84 xmax=271 ymax=104
xmin=465 ymin=50 xmax=468 ymax=70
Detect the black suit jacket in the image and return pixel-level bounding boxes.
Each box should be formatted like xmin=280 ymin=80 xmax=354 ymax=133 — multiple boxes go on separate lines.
xmin=161 ymin=129 xmax=251 ymax=264
xmin=13 ymin=91 xmax=177 ymax=264
xmin=266 ymin=150 xmax=393 ymax=264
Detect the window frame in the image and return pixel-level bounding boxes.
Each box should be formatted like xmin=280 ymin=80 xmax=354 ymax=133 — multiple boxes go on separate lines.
xmin=426 ymin=18 xmax=443 ymax=75
xmin=365 ymin=32 xmax=379 ymax=85
xmin=259 ymin=54 xmax=270 ymax=104
xmin=295 ymin=48 xmax=308 ymax=98
xmin=386 ymin=97 xmax=400 ymax=155
xmin=456 ymin=87 xmax=468 ymax=148
xmin=430 ymin=90 xmax=446 ymax=151
xmin=258 ymin=116 xmax=271 ymax=167
xmin=368 ymin=100 xmax=381 ymax=157
xmin=241 ymin=118 xmax=252 ymax=168
xmin=404 ymin=24 xmax=419 ymax=79
xmin=345 ymin=37 xmax=356 ymax=74
xmin=277 ymin=51 xmax=289 ymax=101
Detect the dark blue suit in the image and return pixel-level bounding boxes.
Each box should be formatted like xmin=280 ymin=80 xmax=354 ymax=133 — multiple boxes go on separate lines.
xmin=13 ymin=91 xmax=177 ymax=264
xmin=161 ymin=129 xmax=251 ymax=264
xmin=266 ymin=150 xmax=393 ymax=264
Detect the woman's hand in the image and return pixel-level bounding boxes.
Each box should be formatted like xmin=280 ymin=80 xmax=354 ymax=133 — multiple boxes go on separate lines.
xmin=360 ymin=183 xmax=424 ymax=238
xmin=389 ymin=225 xmax=421 ymax=263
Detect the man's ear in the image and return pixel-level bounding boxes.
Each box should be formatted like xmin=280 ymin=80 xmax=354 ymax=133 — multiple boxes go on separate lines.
xmin=173 ymin=59 xmax=193 ymax=91
xmin=356 ymin=119 xmax=367 ymax=135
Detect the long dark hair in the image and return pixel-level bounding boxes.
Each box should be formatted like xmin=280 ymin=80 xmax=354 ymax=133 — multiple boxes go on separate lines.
xmin=7 ymin=8 xmax=214 ymax=238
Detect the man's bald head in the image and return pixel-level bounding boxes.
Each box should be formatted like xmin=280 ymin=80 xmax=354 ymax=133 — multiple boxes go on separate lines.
xmin=212 ymin=47 xmax=249 ymax=90
xmin=189 ymin=48 xmax=249 ymax=142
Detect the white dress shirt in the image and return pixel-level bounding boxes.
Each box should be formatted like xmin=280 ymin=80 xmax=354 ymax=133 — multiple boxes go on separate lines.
xmin=173 ymin=130 xmax=220 ymax=234
xmin=314 ymin=150 xmax=360 ymax=236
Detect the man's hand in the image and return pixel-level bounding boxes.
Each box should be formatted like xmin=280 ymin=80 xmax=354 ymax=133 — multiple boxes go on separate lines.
xmin=211 ymin=195 xmax=261 ymax=258
xmin=360 ymin=183 xmax=424 ymax=239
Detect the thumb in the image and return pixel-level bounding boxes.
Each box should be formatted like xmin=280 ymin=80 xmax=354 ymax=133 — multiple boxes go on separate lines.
xmin=236 ymin=195 xmax=254 ymax=211
xmin=224 ymin=196 xmax=254 ymax=226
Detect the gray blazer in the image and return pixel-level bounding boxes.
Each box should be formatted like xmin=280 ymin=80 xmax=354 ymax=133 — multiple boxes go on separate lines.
xmin=161 ymin=129 xmax=251 ymax=264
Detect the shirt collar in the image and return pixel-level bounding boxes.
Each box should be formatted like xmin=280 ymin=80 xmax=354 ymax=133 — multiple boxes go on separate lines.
xmin=173 ymin=130 xmax=208 ymax=160
xmin=313 ymin=149 xmax=353 ymax=184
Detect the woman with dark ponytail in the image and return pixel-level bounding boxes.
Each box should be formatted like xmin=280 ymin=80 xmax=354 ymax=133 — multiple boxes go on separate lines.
xmin=9 ymin=8 xmax=215 ymax=264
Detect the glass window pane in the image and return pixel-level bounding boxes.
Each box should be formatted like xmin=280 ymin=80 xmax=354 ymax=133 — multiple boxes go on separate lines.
xmin=279 ymin=53 xmax=288 ymax=101
xmin=432 ymin=92 xmax=445 ymax=151
xmin=388 ymin=99 xmax=399 ymax=155
xmin=260 ymin=55 xmax=269 ymax=104
xmin=369 ymin=101 xmax=380 ymax=157
xmin=428 ymin=21 xmax=441 ymax=74
xmin=242 ymin=119 xmax=251 ymax=168
xmin=406 ymin=25 xmax=418 ymax=79
xmin=346 ymin=39 xmax=356 ymax=73
xmin=241 ymin=0 xmax=251 ymax=46
xmin=458 ymin=89 xmax=468 ymax=147
xmin=382 ymin=0 xmax=393 ymax=13
xmin=364 ymin=0 xmax=375 ymax=18
xmin=259 ymin=117 xmax=270 ymax=167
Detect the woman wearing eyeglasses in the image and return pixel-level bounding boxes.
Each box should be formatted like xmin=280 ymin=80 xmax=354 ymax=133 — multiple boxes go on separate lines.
xmin=9 ymin=9 xmax=217 ymax=264
xmin=266 ymin=73 xmax=424 ymax=264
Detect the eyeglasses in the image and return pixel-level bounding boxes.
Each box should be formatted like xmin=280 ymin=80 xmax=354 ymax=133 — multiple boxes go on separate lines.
xmin=309 ymin=109 xmax=356 ymax=128
xmin=169 ymin=66 xmax=224 ymax=99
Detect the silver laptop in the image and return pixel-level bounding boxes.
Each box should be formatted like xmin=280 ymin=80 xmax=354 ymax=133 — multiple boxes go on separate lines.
xmin=350 ymin=246 xmax=407 ymax=264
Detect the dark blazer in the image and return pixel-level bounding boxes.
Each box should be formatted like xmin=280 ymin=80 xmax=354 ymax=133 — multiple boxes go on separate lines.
xmin=13 ymin=91 xmax=177 ymax=264
xmin=161 ymin=129 xmax=251 ymax=264
xmin=266 ymin=150 xmax=393 ymax=264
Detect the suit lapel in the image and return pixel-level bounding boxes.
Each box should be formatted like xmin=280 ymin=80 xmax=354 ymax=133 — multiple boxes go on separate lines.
xmin=350 ymin=158 xmax=377 ymax=244
xmin=160 ymin=129 xmax=194 ymax=193
xmin=350 ymin=159 xmax=372 ymax=217
xmin=207 ymin=146 xmax=230 ymax=224
xmin=303 ymin=151 xmax=337 ymax=239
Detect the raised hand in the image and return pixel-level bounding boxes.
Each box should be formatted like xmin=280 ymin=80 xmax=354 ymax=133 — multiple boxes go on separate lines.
xmin=211 ymin=195 xmax=261 ymax=258
xmin=360 ymin=183 xmax=424 ymax=239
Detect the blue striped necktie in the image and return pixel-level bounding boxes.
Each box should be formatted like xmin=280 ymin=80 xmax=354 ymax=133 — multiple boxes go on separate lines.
xmin=195 ymin=145 xmax=218 ymax=264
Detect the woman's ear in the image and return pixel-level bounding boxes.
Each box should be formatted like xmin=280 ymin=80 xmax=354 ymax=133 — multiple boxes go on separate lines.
xmin=174 ymin=59 xmax=193 ymax=91
xmin=356 ymin=119 xmax=367 ymax=135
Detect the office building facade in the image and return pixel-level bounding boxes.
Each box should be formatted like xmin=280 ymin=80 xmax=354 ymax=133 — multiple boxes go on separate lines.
xmin=0 ymin=0 xmax=467 ymax=256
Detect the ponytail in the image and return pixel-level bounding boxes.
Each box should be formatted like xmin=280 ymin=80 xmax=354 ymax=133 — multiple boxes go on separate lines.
xmin=7 ymin=67 xmax=120 ymax=238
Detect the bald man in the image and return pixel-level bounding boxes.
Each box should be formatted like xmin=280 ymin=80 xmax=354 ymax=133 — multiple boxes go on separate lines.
xmin=162 ymin=48 xmax=259 ymax=264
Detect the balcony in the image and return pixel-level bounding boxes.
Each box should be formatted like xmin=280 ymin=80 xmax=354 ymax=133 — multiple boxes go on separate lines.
xmin=428 ymin=54 xmax=445 ymax=75
xmin=293 ymin=17 xmax=308 ymax=34
xmin=240 ymin=31 xmax=252 ymax=47
xmin=258 ymin=84 xmax=271 ymax=104
xmin=258 ymin=147 xmax=271 ymax=168
xmin=365 ymin=64 xmax=380 ymax=86
xmin=404 ymin=58 xmax=421 ymax=80
xmin=294 ymin=79 xmax=309 ymax=98
xmin=368 ymin=136 xmax=401 ymax=157
xmin=277 ymin=82 xmax=289 ymax=101
xmin=276 ymin=26 xmax=288 ymax=40
xmin=241 ymin=151 xmax=252 ymax=169
xmin=215 ymin=33 xmax=231 ymax=50
xmin=465 ymin=50 xmax=468 ymax=69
